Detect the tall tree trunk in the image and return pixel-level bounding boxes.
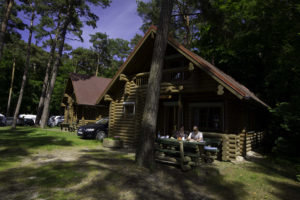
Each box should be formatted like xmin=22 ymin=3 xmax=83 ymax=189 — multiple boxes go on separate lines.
xmin=95 ymin=55 xmax=100 ymax=76
xmin=35 ymin=12 xmax=62 ymax=125
xmin=11 ymin=5 xmax=35 ymax=129
xmin=135 ymin=0 xmax=174 ymax=168
xmin=34 ymin=47 xmax=54 ymax=125
xmin=0 ymin=0 xmax=14 ymax=61
xmin=6 ymin=57 xmax=15 ymax=116
xmin=39 ymin=35 xmax=67 ymax=128
xmin=176 ymin=0 xmax=191 ymax=48
xmin=40 ymin=13 xmax=72 ymax=128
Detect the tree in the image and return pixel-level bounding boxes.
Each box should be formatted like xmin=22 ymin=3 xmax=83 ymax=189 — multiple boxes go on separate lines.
xmin=34 ymin=3 xmax=65 ymax=125
xmin=136 ymin=0 xmax=174 ymax=168
xmin=12 ymin=0 xmax=36 ymax=129
xmin=0 ymin=0 xmax=14 ymax=61
xmin=89 ymin=32 xmax=110 ymax=76
xmin=89 ymin=33 xmax=130 ymax=77
xmin=130 ymin=33 xmax=142 ymax=49
xmin=6 ymin=56 xmax=15 ymax=116
xmin=71 ymin=47 xmax=97 ymax=74
xmin=137 ymin=0 xmax=160 ymax=33
xmin=108 ymin=38 xmax=130 ymax=61
xmin=39 ymin=0 xmax=111 ymax=128
xmin=136 ymin=0 xmax=198 ymax=48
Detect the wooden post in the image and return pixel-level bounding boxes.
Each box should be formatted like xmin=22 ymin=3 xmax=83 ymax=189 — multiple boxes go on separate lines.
xmin=224 ymin=98 xmax=228 ymax=133
xmin=179 ymin=141 xmax=184 ymax=169
xmin=80 ymin=105 xmax=84 ymax=126
xmin=178 ymin=94 xmax=183 ymax=129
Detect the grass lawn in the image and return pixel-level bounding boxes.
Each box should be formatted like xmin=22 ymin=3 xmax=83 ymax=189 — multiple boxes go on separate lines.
xmin=0 ymin=126 xmax=299 ymax=200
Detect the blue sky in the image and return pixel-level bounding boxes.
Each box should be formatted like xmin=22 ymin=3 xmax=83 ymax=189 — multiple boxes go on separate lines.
xmin=70 ymin=0 xmax=144 ymax=49
xmin=19 ymin=0 xmax=145 ymax=50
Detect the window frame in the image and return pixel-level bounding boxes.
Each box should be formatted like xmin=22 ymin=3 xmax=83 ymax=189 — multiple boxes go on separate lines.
xmin=189 ymin=102 xmax=224 ymax=132
xmin=123 ymin=101 xmax=136 ymax=116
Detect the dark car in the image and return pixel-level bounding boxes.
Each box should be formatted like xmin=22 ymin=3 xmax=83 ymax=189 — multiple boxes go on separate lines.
xmin=5 ymin=117 xmax=13 ymax=126
xmin=16 ymin=118 xmax=34 ymax=126
xmin=77 ymin=118 xmax=108 ymax=140
xmin=0 ymin=115 xmax=6 ymax=126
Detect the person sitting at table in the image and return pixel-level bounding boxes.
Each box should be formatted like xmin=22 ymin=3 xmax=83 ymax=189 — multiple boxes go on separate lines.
xmin=174 ymin=126 xmax=187 ymax=139
xmin=187 ymin=126 xmax=203 ymax=142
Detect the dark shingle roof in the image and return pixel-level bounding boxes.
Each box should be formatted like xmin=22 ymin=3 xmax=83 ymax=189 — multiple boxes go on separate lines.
xmin=70 ymin=73 xmax=111 ymax=105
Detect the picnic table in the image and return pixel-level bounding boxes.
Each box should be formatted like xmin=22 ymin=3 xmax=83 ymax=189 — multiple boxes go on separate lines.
xmin=155 ymin=138 xmax=207 ymax=171
xmin=60 ymin=122 xmax=77 ymax=132
xmin=60 ymin=123 xmax=69 ymax=131
xmin=155 ymin=137 xmax=221 ymax=170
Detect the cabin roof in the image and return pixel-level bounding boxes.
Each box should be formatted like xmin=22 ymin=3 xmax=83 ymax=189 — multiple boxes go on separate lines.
xmin=96 ymin=26 xmax=268 ymax=108
xmin=70 ymin=73 xmax=111 ymax=106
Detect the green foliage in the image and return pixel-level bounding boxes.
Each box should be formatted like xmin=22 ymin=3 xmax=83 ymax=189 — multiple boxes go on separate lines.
xmin=137 ymin=0 xmax=160 ymax=32
xmin=0 ymin=38 xmax=48 ymax=115
xmin=130 ymin=33 xmax=142 ymax=49
xmin=88 ymin=32 xmax=130 ymax=76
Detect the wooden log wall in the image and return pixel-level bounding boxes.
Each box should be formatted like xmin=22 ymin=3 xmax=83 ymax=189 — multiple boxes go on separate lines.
xmin=221 ymin=134 xmax=240 ymax=161
xmin=221 ymin=131 xmax=265 ymax=161
xmin=239 ymin=131 xmax=264 ymax=156
xmin=108 ymin=81 xmax=147 ymax=147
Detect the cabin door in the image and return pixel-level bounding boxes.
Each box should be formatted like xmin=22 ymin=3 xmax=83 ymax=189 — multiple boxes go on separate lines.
xmin=157 ymin=102 xmax=181 ymax=136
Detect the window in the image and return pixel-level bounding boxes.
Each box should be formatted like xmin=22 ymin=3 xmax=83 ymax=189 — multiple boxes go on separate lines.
xmin=123 ymin=102 xmax=135 ymax=115
xmin=189 ymin=103 xmax=223 ymax=132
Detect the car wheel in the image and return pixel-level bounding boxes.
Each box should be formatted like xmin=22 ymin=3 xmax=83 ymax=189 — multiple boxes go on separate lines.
xmin=86 ymin=132 xmax=93 ymax=138
xmin=95 ymin=130 xmax=106 ymax=141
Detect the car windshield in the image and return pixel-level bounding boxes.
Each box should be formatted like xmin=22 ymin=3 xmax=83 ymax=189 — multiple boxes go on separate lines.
xmin=96 ymin=118 xmax=108 ymax=125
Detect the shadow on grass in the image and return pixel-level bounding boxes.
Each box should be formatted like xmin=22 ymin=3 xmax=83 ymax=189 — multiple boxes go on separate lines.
xmin=0 ymin=127 xmax=73 ymax=169
xmin=243 ymin=155 xmax=300 ymax=200
xmin=244 ymin=155 xmax=298 ymax=181
xmin=266 ymin=178 xmax=300 ymax=200
xmin=0 ymin=160 xmax=97 ymax=200
xmin=0 ymin=147 xmax=248 ymax=200
xmin=74 ymin=149 xmax=247 ymax=200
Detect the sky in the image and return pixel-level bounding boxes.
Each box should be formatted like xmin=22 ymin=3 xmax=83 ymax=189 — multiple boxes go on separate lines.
xmin=19 ymin=0 xmax=145 ymax=50
xmin=70 ymin=0 xmax=144 ymax=49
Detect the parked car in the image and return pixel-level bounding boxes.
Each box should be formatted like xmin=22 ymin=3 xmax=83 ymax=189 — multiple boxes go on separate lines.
xmin=0 ymin=114 xmax=6 ymax=126
xmin=77 ymin=118 xmax=108 ymax=140
xmin=48 ymin=116 xmax=55 ymax=127
xmin=19 ymin=114 xmax=36 ymax=124
xmin=48 ymin=115 xmax=64 ymax=127
xmin=5 ymin=117 xmax=13 ymax=126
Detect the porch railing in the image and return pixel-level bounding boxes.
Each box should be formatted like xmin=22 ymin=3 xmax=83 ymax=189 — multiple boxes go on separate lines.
xmin=134 ymin=67 xmax=191 ymax=86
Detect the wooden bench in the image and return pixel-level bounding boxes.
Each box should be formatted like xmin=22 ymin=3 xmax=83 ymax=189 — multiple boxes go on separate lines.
xmin=203 ymin=138 xmax=222 ymax=162
xmin=155 ymin=138 xmax=206 ymax=171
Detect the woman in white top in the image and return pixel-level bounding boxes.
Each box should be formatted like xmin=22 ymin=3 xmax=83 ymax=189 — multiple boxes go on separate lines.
xmin=187 ymin=126 xmax=203 ymax=142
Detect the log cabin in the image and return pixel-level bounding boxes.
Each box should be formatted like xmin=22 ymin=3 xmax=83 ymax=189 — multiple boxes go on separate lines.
xmin=95 ymin=26 xmax=269 ymax=160
xmin=61 ymin=73 xmax=111 ymax=126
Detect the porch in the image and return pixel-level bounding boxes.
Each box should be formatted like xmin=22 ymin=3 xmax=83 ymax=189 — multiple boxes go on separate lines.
xmin=155 ymin=93 xmax=265 ymax=161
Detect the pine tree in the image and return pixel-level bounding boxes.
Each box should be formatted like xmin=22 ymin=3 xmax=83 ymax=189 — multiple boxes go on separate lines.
xmin=136 ymin=0 xmax=174 ymax=168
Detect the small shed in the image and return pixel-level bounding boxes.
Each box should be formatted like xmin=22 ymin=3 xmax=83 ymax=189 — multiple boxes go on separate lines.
xmin=61 ymin=73 xmax=111 ymax=126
